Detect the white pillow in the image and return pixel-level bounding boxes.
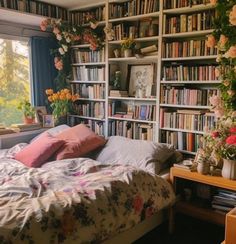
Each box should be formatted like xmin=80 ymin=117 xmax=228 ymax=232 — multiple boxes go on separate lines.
xmin=95 ymin=136 xmax=175 ymax=174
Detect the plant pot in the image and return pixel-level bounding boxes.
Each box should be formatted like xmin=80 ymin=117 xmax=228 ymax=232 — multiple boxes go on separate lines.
xmin=124 ymin=49 xmax=132 ymax=57
xmin=222 ymin=159 xmax=236 ymax=180
xmin=24 ymin=116 xmax=35 ymax=124
xmin=197 ymin=162 xmax=210 ymax=175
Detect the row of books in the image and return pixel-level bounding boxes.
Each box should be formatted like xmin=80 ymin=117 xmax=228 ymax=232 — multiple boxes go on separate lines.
xmin=0 ymin=0 xmax=68 ymax=20
xmin=71 ymin=84 xmax=105 ymax=99
xmin=161 ymin=130 xmax=202 ymax=152
xmin=112 ymin=19 xmax=158 ymax=40
xmin=162 ymin=40 xmax=217 ymax=58
xmin=109 ymin=0 xmax=159 ymax=19
xmin=211 ymin=189 xmax=236 ymax=213
xmin=163 ymin=10 xmax=215 ymax=34
xmin=72 ymin=48 xmax=105 ymax=64
xmin=72 ymin=66 xmax=105 ymax=82
xmin=109 ymin=102 xmax=156 ymax=121
xmin=68 ymin=117 xmax=105 ymax=136
xmin=164 ymin=0 xmax=211 ymax=9
xmin=69 ymin=6 xmax=105 ymax=25
xmin=74 ymin=102 xmax=105 ymax=119
xmin=160 ymin=87 xmax=219 ymax=106
xmin=162 ymin=64 xmax=218 ymax=81
xmin=108 ymin=120 xmax=154 ymax=141
xmin=160 ymin=109 xmax=216 ymax=131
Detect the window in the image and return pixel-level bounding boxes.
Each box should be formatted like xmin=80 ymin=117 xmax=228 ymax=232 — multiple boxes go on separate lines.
xmin=0 ymin=37 xmax=30 ymax=126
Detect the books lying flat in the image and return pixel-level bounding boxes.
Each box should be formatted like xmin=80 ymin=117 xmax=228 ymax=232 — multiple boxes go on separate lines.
xmin=140 ymin=45 xmax=158 ymax=54
xmin=173 ymin=160 xmax=197 ymax=171
xmin=110 ymin=90 xmax=128 ymax=97
xmin=0 ymin=129 xmax=16 ymax=135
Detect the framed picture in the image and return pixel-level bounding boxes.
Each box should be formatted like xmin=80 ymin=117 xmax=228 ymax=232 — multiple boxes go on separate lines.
xmin=43 ymin=115 xmax=54 ymax=128
xmin=35 ymin=106 xmax=47 ymax=124
xmin=127 ymin=64 xmax=155 ymax=98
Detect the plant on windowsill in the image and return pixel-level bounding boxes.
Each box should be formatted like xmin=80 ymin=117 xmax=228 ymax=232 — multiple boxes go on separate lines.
xmin=17 ymin=100 xmax=36 ymax=124
xmin=45 ymin=88 xmax=79 ymax=124
xmin=120 ymin=38 xmax=136 ymax=57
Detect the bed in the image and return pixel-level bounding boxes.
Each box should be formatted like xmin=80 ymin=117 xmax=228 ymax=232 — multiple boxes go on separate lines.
xmin=0 ymin=125 xmax=177 ymax=244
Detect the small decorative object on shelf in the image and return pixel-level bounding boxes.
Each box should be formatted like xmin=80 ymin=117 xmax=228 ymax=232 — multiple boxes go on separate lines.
xmin=121 ymin=38 xmax=136 ymax=57
xmin=17 ymin=100 xmax=36 ymax=124
xmin=112 ymin=71 xmax=121 ymax=90
xmin=195 ymin=149 xmax=210 ymax=175
xmin=113 ymin=48 xmax=121 ymax=58
xmin=45 ymin=88 xmax=79 ymax=123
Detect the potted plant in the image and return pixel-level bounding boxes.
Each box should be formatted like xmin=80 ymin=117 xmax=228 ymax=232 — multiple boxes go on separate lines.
xmin=18 ymin=100 xmax=36 ymax=124
xmin=120 ymin=38 xmax=136 ymax=57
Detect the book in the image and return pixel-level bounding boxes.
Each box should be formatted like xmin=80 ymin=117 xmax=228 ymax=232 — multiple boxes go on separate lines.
xmin=140 ymin=44 xmax=158 ymax=54
xmin=173 ymin=160 xmax=197 ymax=171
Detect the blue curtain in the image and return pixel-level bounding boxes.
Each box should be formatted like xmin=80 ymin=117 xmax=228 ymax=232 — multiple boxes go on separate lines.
xmin=30 ymin=36 xmax=58 ymax=106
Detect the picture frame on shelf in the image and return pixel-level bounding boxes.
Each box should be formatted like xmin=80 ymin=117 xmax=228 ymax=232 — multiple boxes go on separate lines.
xmin=43 ymin=115 xmax=55 ymax=128
xmin=127 ymin=64 xmax=155 ymax=98
xmin=34 ymin=106 xmax=47 ymax=124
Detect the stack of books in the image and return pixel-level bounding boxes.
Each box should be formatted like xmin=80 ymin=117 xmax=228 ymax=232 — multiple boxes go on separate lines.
xmin=212 ymin=190 xmax=236 ymax=213
xmin=109 ymin=90 xmax=128 ymax=97
xmin=11 ymin=123 xmax=41 ymax=132
xmin=140 ymin=45 xmax=158 ymax=56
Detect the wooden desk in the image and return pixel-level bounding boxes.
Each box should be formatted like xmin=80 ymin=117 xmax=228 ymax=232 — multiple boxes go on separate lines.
xmin=170 ymin=167 xmax=236 ymax=226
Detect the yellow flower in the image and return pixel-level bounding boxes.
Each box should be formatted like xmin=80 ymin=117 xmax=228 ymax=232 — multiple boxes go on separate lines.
xmin=60 ymin=94 xmax=66 ymax=100
xmin=48 ymin=96 xmax=53 ymax=102
xmin=45 ymin=89 xmax=54 ymax=95
xmin=53 ymin=94 xmax=59 ymax=101
xmin=66 ymin=93 xmax=72 ymax=100
xmin=63 ymin=89 xmax=70 ymax=94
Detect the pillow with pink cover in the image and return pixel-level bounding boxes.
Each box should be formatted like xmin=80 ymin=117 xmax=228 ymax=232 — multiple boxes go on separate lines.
xmin=14 ymin=133 xmax=65 ymax=167
xmin=55 ymin=124 xmax=106 ymax=160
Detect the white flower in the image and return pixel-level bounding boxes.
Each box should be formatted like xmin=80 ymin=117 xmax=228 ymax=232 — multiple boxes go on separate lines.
xmin=62 ymin=44 xmax=68 ymax=52
xmin=56 ymin=34 xmax=62 ymax=41
xmin=59 ymin=47 xmax=65 ymax=55
xmin=73 ymin=27 xmax=76 ymax=32
xmin=66 ymin=37 xmax=71 ymax=43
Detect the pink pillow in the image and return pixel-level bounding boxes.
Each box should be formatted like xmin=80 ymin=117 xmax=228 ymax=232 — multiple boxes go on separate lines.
xmin=14 ymin=133 xmax=65 ymax=167
xmin=55 ymin=124 xmax=106 ymax=160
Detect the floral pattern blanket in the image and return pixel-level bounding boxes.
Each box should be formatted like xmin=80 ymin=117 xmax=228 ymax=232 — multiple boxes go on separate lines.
xmin=0 ymin=154 xmax=175 ymax=244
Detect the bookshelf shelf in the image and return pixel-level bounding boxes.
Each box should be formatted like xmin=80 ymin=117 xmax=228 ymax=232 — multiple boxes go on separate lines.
xmin=70 ymin=80 xmax=106 ymax=84
xmin=82 ymin=20 xmax=106 ymax=27
xmin=109 ymin=36 xmax=159 ymax=44
xmin=77 ymin=98 xmax=106 ymax=102
xmin=108 ymin=117 xmax=156 ymax=124
xmin=162 ymin=55 xmax=217 ymax=61
xmin=72 ymin=62 xmax=106 ymax=66
xmin=177 ymin=149 xmax=197 ymax=155
xmin=160 ymin=104 xmax=211 ymax=109
xmin=163 ymin=4 xmax=214 ymax=14
xmin=161 ymin=127 xmax=205 ymax=135
xmin=160 ymin=80 xmax=220 ymax=84
xmin=108 ymin=12 xmax=160 ymax=23
xmin=109 ymin=56 xmax=158 ymax=62
xmin=68 ymin=115 xmax=105 ymax=121
xmin=163 ymin=29 xmax=214 ymax=38
xmin=108 ymin=96 xmax=156 ymax=102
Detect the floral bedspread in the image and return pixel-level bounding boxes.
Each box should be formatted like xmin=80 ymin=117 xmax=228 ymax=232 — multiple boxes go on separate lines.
xmin=0 ymin=156 xmax=175 ymax=244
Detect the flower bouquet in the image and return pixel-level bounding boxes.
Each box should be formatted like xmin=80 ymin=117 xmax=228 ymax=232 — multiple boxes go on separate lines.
xmin=45 ymin=89 xmax=79 ymax=122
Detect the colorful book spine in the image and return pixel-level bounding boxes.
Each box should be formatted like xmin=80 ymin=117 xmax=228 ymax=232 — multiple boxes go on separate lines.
xmin=72 ymin=48 xmax=105 ymax=63
xmin=74 ymin=102 xmax=105 ymax=118
xmin=71 ymin=83 xmax=105 ymax=99
xmin=163 ymin=0 xmax=211 ymax=9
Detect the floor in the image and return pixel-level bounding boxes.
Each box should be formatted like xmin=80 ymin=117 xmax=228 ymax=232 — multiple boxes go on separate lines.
xmin=135 ymin=214 xmax=225 ymax=244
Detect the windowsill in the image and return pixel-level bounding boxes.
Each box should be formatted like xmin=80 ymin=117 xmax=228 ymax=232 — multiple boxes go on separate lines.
xmin=0 ymin=128 xmax=47 ymax=138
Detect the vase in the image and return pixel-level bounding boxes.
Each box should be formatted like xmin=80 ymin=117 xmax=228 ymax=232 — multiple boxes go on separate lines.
xmin=222 ymin=159 xmax=236 ymax=180
xmin=55 ymin=115 xmax=68 ymax=126
xmin=124 ymin=49 xmax=132 ymax=57
xmin=197 ymin=162 xmax=210 ymax=175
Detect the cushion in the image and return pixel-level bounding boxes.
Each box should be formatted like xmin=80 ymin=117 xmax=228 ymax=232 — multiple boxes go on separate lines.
xmin=95 ymin=136 xmax=175 ymax=174
xmin=54 ymin=124 xmax=106 ymax=160
xmin=30 ymin=124 xmax=70 ymax=143
xmin=14 ymin=133 xmax=65 ymax=167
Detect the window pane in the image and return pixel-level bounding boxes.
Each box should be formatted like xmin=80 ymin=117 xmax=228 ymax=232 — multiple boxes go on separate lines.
xmin=0 ymin=38 xmax=30 ymax=126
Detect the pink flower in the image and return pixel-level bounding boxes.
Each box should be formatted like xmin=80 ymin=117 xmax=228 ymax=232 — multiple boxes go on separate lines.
xmin=230 ymin=127 xmax=236 ymax=133
xmin=209 ymin=95 xmax=221 ymax=106
xmin=133 ymin=195 xmax=143 ymax=214
xmin=229 ymin=5 xmax=236 ymax=25
xmin=214 ymin=108 xmax=225 ymax=118
xmin=223 ymin=80 xmax=230 ymax=87
xmin=219 ymin=35 xmax=228 ymax=47
xmin=54 ymin=57 xmax=63 ymax=70
xmin=73 ymin=35 xmax=81 ymax=41
xmin=226 ymin=135 xmax=236 ymax=145
xmin=225 ymin=46 xmax=236 ymax=58
xmin=206 ymin=35 xmax=216 ymax=48
xmin=212 ymin=131 xmax=219 ymax=138
xmin=53 ymin=27 xmax=60 ymax=35
xmin=210 ymin=0 xmax=217 ymax=5
xmin=145 ymin=207 xmax=154 ymax=218
xmin=215 ymin=68 xmax=220 ymax=78
xmin=40 ymin=19 xmax=48 ymax=31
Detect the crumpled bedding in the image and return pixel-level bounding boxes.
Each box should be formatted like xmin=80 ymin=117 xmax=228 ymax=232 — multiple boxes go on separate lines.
xmin=0 ymin=148 xmax=175 ymax=244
